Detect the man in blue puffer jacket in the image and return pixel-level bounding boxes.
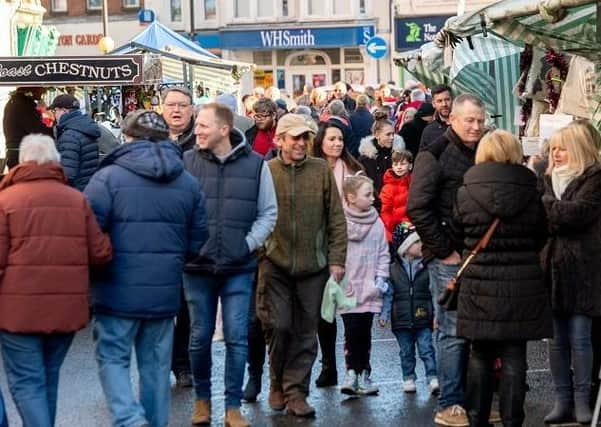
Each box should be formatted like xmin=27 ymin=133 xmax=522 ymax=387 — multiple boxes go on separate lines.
xmin=50 ymin=94 xmax=101 ymax=190
xmin=84 ymin=110 xmax=209 ymax=427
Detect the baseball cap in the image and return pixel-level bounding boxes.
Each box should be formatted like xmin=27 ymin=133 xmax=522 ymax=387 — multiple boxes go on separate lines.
xmin=416 ymin=103 xmax=435 ymax=118
xmin=275 ymin=113 xmax=317 ymax=136
xmin=49 ymin=94 xmax=80 ymax=110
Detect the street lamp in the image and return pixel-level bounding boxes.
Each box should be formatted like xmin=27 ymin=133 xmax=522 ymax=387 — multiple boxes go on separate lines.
xmin=98 ymin=0 xmax=114 ymax=53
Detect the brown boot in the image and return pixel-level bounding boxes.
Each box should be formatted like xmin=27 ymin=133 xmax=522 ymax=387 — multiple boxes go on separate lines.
xmin=191 ymin=399 xmax=211 ymax=425
xmin=224 ymin=408 xmax=250 ymax=427
xmin=286 ymin=397 xmax=315 ymax=418
xmin=268 ymin=386 xmax=285 ymax=411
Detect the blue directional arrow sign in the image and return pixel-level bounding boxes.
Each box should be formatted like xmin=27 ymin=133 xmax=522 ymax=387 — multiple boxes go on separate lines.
xmin=365 ymin=36 xmax=388 ymax=59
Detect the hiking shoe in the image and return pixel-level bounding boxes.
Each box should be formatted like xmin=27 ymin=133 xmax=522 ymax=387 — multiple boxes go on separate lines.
xmin=315 ymin=368 xmax=338 ymax=387
xmin=434 ymin=405 xmax=469 ymax=427
xmin=286 ymin=397 xmax=315 ymax=418
xmin=340 ymin=370 xmax=359 ymax=395
xmin=357 ymin=370 xmax=379 ymax=395
xmin=429 ymin=378 xmax=440 ymax=395
xmin=224 ymin=408 xmax=250 ymax=427
xmin=268 ymin=387 xmax=285 ymax=411
xmin=403 ymin=379 xmax=417 ymax=393
xmin=191 ymin=399 xmax=211 ymax=425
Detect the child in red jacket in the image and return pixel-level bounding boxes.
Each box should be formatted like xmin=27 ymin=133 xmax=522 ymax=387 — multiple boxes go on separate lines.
xmin=380 ymin=150 xmax=413 ymax=241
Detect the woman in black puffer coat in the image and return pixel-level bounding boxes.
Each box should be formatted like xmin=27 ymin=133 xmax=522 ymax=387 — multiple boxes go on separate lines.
xmin=454 ymin=130 xmax=552 ymax=427
xmin=540 ymin=120 xmax=601 ymax=425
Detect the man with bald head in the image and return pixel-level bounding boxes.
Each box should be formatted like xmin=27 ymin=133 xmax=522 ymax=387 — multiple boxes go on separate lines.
xmin=407 ymin=94 xmax=486 ymax=427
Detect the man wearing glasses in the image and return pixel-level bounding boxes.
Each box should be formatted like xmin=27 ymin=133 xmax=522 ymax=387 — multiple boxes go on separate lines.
xmin=245 ymin=98 xmax=278 ymax=157
xmin=162 ymin=87 xmax=196 ymax=154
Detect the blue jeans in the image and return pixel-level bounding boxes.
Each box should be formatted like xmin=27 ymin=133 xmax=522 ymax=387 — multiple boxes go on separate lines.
xmin=94 ymin=314 xmax=174 ymax=427
xmin=0 ymin=331 xmax=74 ymax=427
xmin=183 ymin=272 xmax=253 ymax=409
xmin=394 ymin=328 xmax=437 ymax=381
xmin=0 ymin=388 xmax=6 ymax=427
xmin=429 ymin=258 xmax=469 ymax=410
xmin=549 ymin=314 xmax=593 ymax=403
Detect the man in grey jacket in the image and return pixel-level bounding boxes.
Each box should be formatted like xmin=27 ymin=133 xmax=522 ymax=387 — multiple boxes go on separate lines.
xmin=183 ymin=103 xmax=277 ymax=427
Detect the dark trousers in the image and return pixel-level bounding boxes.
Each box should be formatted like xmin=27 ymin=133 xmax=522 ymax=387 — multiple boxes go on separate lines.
xmin=257 ymin=258 xmax=328 ymax=400
xmin=466 ymin=340 xmax=527 ymax=427
xmin=341 ymin=313 xmax=374 ymax=374
xmin=317 ymin=317 xmax=337 ymax=371
xmin=248 ymin=277 xmax=266 ymax=378
xmin=591 ymin=317 xmax=601 ymax=403
xmin=172 ymin=288 xmax=191 ymax=375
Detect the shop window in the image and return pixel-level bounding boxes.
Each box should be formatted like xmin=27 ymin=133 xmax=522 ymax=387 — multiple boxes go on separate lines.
xmin=277 ymin=70 xmax=286 ymax=89
xmin=253 ymin=51 xmax=273 ymax=66
xmin=332 ymin=69 xmax=341 ymax=84
xmin=204 ymin=0 xmax=216 ymax=19
xmin=333 ymin=0 xmax=350 ymax=15
xmin=254 ymin=70 xmax=274 ymax=88
xmin=308 ymin=0 xmax=326 ymax=15
xmin=51 ymin=0 xmax=67 ymax=12
xmin=345 ymin=69 xmax=364 ymax=84
xmin=323 ymin=48 xmax=341 ymax=65
xmin=276 ymin=50 xmax=288 ymax=66
xmin=123 ymin=0 xmax=140 ymax=8
xmin=87 ymin=0 xmax=102 ymax=11
xmin=290 ymin=54 xmax=326 ymax=66
xmin=344 ymin=48 xmax=363 ymax=64
xmin=234 ymin=0 xmax=251 ymax=18
xmin=171 ymin=0 xmax=182 ymax=21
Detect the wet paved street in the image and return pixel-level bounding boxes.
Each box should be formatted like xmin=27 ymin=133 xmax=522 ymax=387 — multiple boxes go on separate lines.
xmin=0 ymin=322 xmax=577 ymax=426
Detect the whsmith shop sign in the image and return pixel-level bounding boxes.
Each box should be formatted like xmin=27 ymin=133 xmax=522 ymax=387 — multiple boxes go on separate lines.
xmin=394 ymin=16 xmax=452 ymax=51
xmin=195 ymin=25 xmax=375 ymax=50
xmin=0 ymin=55 xmax=144 ymax=86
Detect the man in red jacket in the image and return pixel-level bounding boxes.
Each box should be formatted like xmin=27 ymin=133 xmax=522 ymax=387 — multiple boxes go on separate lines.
xmin=0 ymin=134 xmax=112 ymax=427
xmin=245 ymin=98 xmax=278 ymax=157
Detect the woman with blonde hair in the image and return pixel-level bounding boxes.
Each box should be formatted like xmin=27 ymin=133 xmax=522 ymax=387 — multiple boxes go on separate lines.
xmin=454 ymin=129 xmax=551 ymax=426
xmin=542 ymin=120 xmax=601 ymax=425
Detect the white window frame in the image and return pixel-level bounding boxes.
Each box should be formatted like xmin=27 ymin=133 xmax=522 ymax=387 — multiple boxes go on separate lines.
xmin=51 ymin=0 xmax=68 ymax=12
xmin=203 ymin=0 xmax=217 ymax=21
xmin=231 ymin=0 xmax=289 ymax=22
xmin=304 ymin=0 xmax=362 ymax=18
xmin=86 ymin=0 xmax=102 ymax=11
xmin=123 ymin=0 xmax=140 ymax=9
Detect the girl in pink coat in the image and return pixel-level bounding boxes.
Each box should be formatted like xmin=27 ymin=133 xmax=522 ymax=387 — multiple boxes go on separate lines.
xmin=339 ymin=175 xmax=390 ymax=396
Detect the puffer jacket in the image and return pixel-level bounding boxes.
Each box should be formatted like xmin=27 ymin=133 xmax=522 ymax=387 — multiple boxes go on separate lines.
xmin=339 ymin=206 xmax=389 ymax=314
xmin=358 ymin=134 xmax=405 ymax=211
xmin=57 ymin=110 xmax=101 ymax=191
xmin=0 ymin=162 xmax=112 ymax=333
xmin=84 ymin=140 xmax=209 ymax=319
xmin=455 ymin=162 xmax=552 ymax=341
xmin=541 ymin=164 xmax=601 ymax=316
xmin=380 ymin=170 xmax=411 ymax=241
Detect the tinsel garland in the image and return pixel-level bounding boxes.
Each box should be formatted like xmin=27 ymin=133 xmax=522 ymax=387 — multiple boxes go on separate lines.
xmin=518 ymin=45 xmax=533 ymax=136
xmin=544 ymin=49 xmax=569 ymax=111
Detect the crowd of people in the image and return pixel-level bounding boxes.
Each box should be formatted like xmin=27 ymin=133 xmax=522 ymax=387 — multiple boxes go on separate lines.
xmin=0 ymin=79 xmax=600 ymax=427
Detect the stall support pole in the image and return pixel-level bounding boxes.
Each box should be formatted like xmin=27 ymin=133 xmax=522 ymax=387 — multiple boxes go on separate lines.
xmin=597 ymin=1 xmax=600 ymax=43
xmin=102 ymin=0 xmax=109 ymax=37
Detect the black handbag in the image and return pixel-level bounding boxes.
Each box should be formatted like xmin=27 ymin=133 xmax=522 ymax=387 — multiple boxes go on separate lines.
xmin=437 ymin=218 xmax=500 ymax=311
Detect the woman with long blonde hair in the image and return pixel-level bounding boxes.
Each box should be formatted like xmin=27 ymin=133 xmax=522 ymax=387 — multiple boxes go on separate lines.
xmin=542 ymin=120 xmax=601 ymax=425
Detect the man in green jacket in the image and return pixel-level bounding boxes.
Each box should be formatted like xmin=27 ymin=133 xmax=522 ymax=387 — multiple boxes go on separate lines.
xmin=257 ymin=113 xmax=347 ymax=418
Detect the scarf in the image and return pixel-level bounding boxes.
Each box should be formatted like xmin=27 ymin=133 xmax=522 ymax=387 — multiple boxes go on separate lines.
xmin=551 ymin=165 xmax=577 ymax=199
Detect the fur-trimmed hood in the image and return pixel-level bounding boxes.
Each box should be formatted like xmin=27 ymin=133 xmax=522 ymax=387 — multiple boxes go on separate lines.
xmin=358 ymin=134 xmax=405 ymax=159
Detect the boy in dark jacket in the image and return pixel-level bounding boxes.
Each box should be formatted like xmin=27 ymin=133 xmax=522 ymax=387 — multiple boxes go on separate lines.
xmin=379 ymin=222 xmax=438 ymax=394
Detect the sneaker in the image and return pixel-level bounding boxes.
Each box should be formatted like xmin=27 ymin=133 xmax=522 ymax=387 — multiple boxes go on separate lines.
xmin=340 ymin=370 xmax=359 ymax=395
xmin=286 ymin=398 xmax=316 ymax=418
xmin=429 ymin=378 xmax=440 ymax=394
xmin=488 ymin=409 xmax=501 ymax=424
xmin=434 ymin=405 xmax=469 ymax=427
xmin=403 ymin=379 xmax=417 ymax=393
xmin=357 ymin=370 xmax=379 ymax=395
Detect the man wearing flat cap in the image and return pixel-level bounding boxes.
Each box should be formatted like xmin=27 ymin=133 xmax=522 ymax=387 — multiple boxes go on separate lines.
xmin=399 ymin=102 xmax=435 ymax=159
xmin=257 ymin=113 xmax=347 ymax=418
xmin=50 ymin=94 xmax=101 ymax=190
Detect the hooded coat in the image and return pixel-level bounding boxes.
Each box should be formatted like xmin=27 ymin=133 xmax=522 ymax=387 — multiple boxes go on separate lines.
xmin=454 ymin=162 xmax=552 ymax=341
xmin=339 ymin=206 xmax=390 ymax=314
xmin=358 ymin=134 xmax=405 ymax=211
xmin=380 ymin=170 xmax=411 ymax=241
xmin=84 ymin=140 xmax=209 ymax=319
xmin=541 ymin=164 xmax=601 ymax=316
xmin=56 ymin=109 xmax=101 ymax=191
xmin=0 ymin=162 xmax=111 ymax=333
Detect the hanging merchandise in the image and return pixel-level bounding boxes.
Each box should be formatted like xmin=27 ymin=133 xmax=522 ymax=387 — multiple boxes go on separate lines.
xmin=556 ymin=55 xmax=601 ymax=121
xmin=543 ymin=49 xmax=569 ymax=113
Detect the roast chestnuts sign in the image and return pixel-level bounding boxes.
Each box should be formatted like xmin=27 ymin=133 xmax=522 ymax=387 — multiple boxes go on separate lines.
xmin=0 ymin=55 xmax=144 ymax=86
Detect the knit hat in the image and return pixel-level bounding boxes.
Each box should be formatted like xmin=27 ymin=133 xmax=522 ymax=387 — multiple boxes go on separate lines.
xmin=416 ymin=102 xmax=435 ymax=118
xmin=121 ymin=109 xmax=170 ymax=141
xmin=215 ymin=93 xmax=238 ymax=114
xmin=49 ymin=94 xmax=80 ymax=110
xmin=392 ymin=222 xmax=421 ymax=256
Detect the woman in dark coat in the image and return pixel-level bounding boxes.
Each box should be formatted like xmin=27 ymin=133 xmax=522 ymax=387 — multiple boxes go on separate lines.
xmin=541 ymin=120 xmax=601 ymax=425
xmin=454 ymin=130 xmax=552 ymax=427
